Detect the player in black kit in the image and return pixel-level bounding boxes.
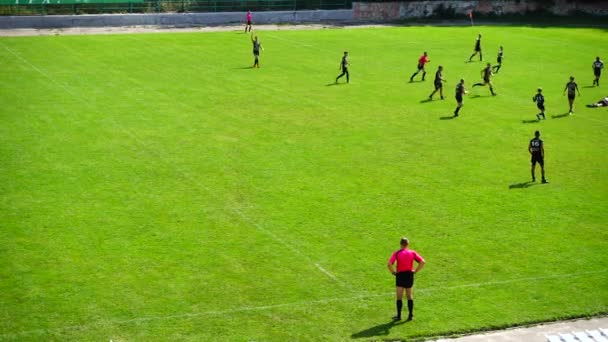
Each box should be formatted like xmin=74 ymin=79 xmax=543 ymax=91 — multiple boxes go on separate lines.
xmin=251 ymin=33 xmax=263 ymax=68
xmin=428 ymin=65 xmax=446 ymax=100
xmin=492 ymin=46 xmax=503 ymax=73
xmin=472 ymin=63 xmax=496 ymax=96
xmin=528 ymin=130 xmax=547 ymax=183
xmin=468 ymin=33 xmax=482 ymax=62
xmin=453 ymin=79 xmax=467 ymax=117
xmin=532 ymin=88 xmax=546 ymax=120
xmin=592 ymin=56 xmax=604 ymax=87
xmin=563 ymin=76 xmax=580 ymax=115
xmin=335 ymin=51 xmax=349 ymax=84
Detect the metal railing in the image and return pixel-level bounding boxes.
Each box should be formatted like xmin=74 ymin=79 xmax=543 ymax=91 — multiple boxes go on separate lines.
xmin=0 ymin=0 xmax=351 ymax=15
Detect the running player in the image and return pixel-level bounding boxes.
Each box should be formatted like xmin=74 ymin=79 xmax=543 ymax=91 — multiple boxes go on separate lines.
xmin=251 ymin=33 xmax=263 ymax=68
xmin=410 ymin=51 xmax=430 ymax=82
xmin=528 ymin=130 xmax=547 ymax=184
xmin=532 ymin=88 xmax=546 ymax=120
xmin=592 ymin=56 xmax=604 ymax=87
xmin=472 ymin=63 xmax=496 ymax=96
xmin=492 ymin=46 xmax=503 ymax=73
xmin=335 ymin=51 xmax=349 ymax=84
xmin=428 ymin=65 xmax=446 ymax=100
xmin=563 ymin=76 xmax=580 ymax=115
xmin=454 ymin=79 xmax=467 ymax=117
xmin=245 ymin=11 xmax=252 ymax=33
xmin=468 ymin=33 xmax=482 ymax=62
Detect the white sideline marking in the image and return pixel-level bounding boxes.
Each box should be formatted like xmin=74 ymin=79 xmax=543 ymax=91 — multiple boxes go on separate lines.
xmin=1 ymin=270 xmax=604 ymax=338
xmin=1 ymin=41 xmax=344 ymax=286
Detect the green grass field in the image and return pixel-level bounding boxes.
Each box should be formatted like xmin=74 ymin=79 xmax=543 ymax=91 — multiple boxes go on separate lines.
xmin=1 ymin=24 xmax=607 ymax=341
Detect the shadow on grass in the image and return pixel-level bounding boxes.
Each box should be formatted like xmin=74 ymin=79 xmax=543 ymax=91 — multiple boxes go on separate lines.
xmin=582 ymin=85 xmax=596 ymax=89
xmin=551 ymin=112 xmax=571 ymax=119
xmin=469 ymin=94 xmax=481 ymax=99
xmin=420 ymin=98 xmax=432 ymax=103
xmin=509 ymin=181 xmax=538 ymax=189
xmin=440 ymin=115 xmax=457 ymax=120
xmin=234 ymin=66 xmax=254 ymax=70
xmin=351 ymin=320 xmax=407 ymax=339
xmin=522 ymin=119 xmax=539 ymax=124
xmin=326 ymin=82 xmax=346 ymax=86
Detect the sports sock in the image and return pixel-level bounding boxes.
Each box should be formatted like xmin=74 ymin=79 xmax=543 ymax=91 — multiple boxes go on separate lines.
xmin=407 ymin=300 xmax=414 ymax=316
xmin=396 ymin=300 xmax=403 ymax=318
xmin=454 ymin=107 xmax=461 ymax=115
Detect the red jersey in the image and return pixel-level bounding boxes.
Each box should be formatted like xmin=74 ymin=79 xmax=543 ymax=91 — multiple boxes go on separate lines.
xmin=388 ymin=248 xmax=424 ymax=272
xmin=418 ymin=55 xmax=429 ymax=66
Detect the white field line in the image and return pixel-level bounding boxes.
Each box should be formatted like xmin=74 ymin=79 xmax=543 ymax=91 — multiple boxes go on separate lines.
xmin=1 ymin=270 xmax=605 ymax=338
xmin=1 ymin=40 xmax=345 ymax=286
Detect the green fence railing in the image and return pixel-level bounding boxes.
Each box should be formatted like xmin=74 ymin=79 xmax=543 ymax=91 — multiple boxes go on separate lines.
xmin=0 ymin=0 xmax=351 ymax=15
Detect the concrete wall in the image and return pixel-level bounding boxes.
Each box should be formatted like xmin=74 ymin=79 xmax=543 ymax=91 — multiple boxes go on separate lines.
xmin=353 ymin=0 xmax=608 ymax=20
xmin=0 ymin=9 xmax=353 ymax=29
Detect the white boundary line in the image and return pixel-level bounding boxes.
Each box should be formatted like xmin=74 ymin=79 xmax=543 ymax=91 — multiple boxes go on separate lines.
xmin=1 ymin=40 xmax=345 ymax=286
xmin=1 ymin=270 xmax=605 ymax=338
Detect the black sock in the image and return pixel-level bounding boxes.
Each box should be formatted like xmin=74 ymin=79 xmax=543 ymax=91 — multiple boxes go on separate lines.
xmin=422 ymin=72 xmax=426 ymax=80
xmin=490 ymin=87 xmax=495 ymax=94
xmin=410 ymin=72 xmax=417 ymax=80
xmin=407 ymin=299 xmax=414 ymax=317
xmin=455 ymin=107 xmax=461 ymax=115
xmin=396 ymin=300 xmax=403 ymax=318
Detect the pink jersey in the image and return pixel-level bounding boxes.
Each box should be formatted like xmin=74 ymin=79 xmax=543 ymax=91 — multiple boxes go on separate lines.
xmin=388 ymin=248 xmax=424 ymax=272
xmin=418 ymin=55 xmax=429 ymax=66
xmin=246 ymin=12 xmax=252 ymax=21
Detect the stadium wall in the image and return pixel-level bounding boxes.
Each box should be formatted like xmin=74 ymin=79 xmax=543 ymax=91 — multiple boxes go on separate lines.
xmin=353 ymin=0 xmax=608 ymax=20
xmin=0 ymin=9 xmax=353 ymax=29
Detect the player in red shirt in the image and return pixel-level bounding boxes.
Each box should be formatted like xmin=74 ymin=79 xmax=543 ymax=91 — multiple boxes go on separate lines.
xmin=387 ymin=237 xmax=426 ymax=321
xmin=409 ymin=52 xmax=430 ymax=82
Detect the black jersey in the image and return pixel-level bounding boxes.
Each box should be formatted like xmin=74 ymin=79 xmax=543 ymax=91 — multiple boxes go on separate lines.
xmin=483 ymin=66 xmax=492 ymax=80
xmin=565 ymin=81 xmax=577 ymax=95
xmin=533 ymin=93 xmax=544 ymax=105
xmin=341 ymin=56 xmax=348 ymax=69
xmin=474 ymin=38 xmax=481 ymax=51
xmin=252 ymin=40 xmax=261 ymax=52
xmin=593 ymin=60 xmax=604 ymax=71
xmin=529 ymin=137 xmax=543 ymax=154
xmin=434 ymin=70 xmax=443 ymax=83
xmin=455 ymin=83 xmax=465 ymax=96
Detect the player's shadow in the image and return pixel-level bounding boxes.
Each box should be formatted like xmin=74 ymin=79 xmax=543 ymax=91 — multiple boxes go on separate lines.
xmin=234 ymin=66 xmax=254 ymax=69
xmin=420 ymin=98 xmax=432 ymax=103
xmin=326 ymin=82 xmax=345 ymax=86
xmin=522 ymin=119 xmax=539 ymax=124
xmin=351 ymin=320 xmax=407 ymax=339
xmin=551 ymin=113 xmax=571 ymax=119
xmin=439 ymin=115 xmax=457 ymax=120
xmin=582 ymin=85 xmax=596 ymax=88
xmin=509 ymin=181 xmax=538 ymax=189
xmin=469 ymin=94 xmax=482 ymax=99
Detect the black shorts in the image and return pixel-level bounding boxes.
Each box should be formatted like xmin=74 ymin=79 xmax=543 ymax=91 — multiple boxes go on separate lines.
xmin=395 ymin=271 xmax=414 ymax=288
xmin=537 ymin=104 xmax=545 ymax=111
xmin=568 ymin=93 xmax=575 ymax=100
xmin=417 ymin=63 xmax=425 ymax=70
xmin=434 ymin=81 xmax=443 ymax=90
xmin=484 ymin=77 xmax=490 ymax=83
xmin=531 ymin=153 xmax=544 ymax=166
xmin=253 ymin=50 xmax=259 ymax=56
xmin=594 ymin=69 xmax=601 ymax=77
xmin=247 ymin=20 xmax=252 ymax=25
xmin=455 ymin=95 xmax=463 ymax=103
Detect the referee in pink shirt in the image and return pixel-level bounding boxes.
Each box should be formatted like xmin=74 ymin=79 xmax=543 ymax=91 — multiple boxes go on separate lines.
xmin=387 ymin=237 xmax=425 ymax=321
